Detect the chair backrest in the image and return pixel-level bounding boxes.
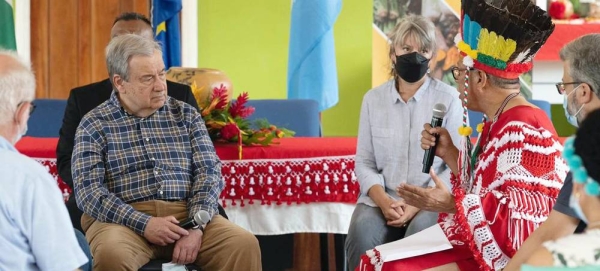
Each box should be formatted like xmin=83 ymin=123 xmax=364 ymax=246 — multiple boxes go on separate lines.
xmin=28 ymin=99 xmax=67 ymax=137
xmin=245 ymin=99 xmax=320 ymax=137
xmin=530 ymin=99 xmax=552 ymax=119
xmin=468 ymin=110 xmax=484 ymax=137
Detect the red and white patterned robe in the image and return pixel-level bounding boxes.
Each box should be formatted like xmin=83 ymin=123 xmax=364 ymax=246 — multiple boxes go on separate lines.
xmin=359 ymin=106 xmax=568 ymax=271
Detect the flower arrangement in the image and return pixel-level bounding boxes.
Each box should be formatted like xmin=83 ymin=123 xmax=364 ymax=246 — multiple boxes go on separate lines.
xmin=191 ymin=82 xmax=294 ymax=157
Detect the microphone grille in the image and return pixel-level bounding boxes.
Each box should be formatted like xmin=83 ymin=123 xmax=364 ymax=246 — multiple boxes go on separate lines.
xmin=432 ymin=103 xmax=447 ymax=119
xmin=194 ymin=210 xmax=212 ymax=224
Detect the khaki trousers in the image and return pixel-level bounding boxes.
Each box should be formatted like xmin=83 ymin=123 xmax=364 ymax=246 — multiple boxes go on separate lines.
xmin=82 ymin=200 xmax=261 ymax=271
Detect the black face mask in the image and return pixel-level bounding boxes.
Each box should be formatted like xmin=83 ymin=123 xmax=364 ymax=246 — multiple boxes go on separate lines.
xmin=394 ymin=52 xmax=430 ymax=83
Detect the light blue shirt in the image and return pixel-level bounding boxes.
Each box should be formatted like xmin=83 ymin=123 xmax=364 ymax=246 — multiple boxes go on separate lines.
xmin=0 ymin=136 xmax=88 ymax=271
xmin=355 ymin=77 xmax=463 ymax=206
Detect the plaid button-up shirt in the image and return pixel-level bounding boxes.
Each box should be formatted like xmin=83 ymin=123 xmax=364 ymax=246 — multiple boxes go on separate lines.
xmin=72 ymin=92 xmax=223 ymax=235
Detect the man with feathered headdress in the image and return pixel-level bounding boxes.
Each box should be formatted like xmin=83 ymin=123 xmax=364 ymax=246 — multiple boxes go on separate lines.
xmin=359 ymin=0 xmax=569 ymax=270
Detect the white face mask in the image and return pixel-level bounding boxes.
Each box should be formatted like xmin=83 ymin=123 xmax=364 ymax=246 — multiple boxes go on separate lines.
xmin=563 ymin=84 xmax=584 ymax=127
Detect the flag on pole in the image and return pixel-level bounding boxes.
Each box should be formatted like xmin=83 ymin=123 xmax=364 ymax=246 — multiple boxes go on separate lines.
xmin=151 ymin=0 xmax=182 ymax=69
xmin=0 ymin=0 xmax=16 ymax=50
xmin=287 ymin=0 xmax=342 ymax=112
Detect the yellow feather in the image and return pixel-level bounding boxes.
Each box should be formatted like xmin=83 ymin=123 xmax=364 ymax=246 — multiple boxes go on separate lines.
xmin=457 ymin=41 xmax=478 ymax=60
xmin=477 ymin=29 xmax=492 ymax=56
xmin=499 ymin=39 xmax=516 ymax=62
xmin=488 ymin=31 xmax=501 ymax=59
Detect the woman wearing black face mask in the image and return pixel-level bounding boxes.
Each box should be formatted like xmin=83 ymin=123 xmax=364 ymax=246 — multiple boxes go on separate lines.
xmin=345 ymin=14 xmax=464 ymax=270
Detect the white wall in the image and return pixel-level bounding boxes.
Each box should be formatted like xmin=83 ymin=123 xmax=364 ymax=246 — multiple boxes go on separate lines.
xmin=14 ymin=0 xmax=30 ymax=62
xmin=181 ymin=0 xmax=198 ymax=68
xmin=532 ymin=61 xmax=563 ymax=104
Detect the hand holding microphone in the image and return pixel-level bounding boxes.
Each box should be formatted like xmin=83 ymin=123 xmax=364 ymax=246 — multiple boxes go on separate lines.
xmin=178 ymin=210 xmax=211 ymax=230
xmin=422 ymin=103 xmax=447 ymax=173
xmin=143 ymin=210 xmax=211 ymax=246
xmin=172 ymin=210 xmax=211 ymax=265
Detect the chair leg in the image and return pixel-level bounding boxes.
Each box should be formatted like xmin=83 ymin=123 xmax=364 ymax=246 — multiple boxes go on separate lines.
xmin=335 ymin=234 xmax=348 ymax=271
xmin=320 ymin=233 xmax=328 ymax=270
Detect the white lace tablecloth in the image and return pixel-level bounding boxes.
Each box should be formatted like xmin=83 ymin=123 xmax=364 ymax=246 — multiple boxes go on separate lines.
xmin=224 ymin=200 xmax=355 ymax=235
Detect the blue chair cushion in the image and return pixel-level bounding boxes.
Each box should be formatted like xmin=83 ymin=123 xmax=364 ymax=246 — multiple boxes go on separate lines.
xmin=530 ymin=99 xmax=552 ymax=119
xmin=28 ymin=99 xmax=67 ymax=138
xmin=468 ymin=110 xmax=484 ymax=138
xmin=245 ymin=99 xmax=320 ymax=137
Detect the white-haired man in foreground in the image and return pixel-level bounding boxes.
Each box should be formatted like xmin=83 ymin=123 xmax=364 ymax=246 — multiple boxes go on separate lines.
xmin=0 ymin=50 xmax=90 ymax=271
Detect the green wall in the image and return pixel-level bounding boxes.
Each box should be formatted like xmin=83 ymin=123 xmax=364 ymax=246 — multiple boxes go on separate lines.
xmin=552 ymin=104 xmax=577 ymax=137
xmin=198 ymin=1 xmax=372 ymax=136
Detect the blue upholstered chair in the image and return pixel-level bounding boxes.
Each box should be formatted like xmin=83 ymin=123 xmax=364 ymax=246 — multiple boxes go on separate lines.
xmin=468 ymin=110 xmax=485 ymax=138
xmin=27 ymin=99 xmax=67 ymax=138
xmin=530 ymin=99 xmax=552 ymax=119
xmin=245 ymin=99 xmax=321 ymax=137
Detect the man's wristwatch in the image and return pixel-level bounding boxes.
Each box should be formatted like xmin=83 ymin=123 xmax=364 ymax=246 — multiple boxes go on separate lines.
xmin=192 ymin=224 xmax=207 ymax=233
xmin=191 ymin=210 xmax=212 ymax=233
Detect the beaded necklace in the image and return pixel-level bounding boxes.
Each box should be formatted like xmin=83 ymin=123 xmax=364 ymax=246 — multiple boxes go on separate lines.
xmin=466 ymin=92 xmax=520 ymax=190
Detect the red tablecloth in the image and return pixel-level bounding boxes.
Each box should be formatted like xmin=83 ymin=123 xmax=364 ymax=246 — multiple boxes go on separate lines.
xmin=15 ymin=136 xmax=359 ymax=206
xmin=535 ymin=23 xmax=600 ymax=61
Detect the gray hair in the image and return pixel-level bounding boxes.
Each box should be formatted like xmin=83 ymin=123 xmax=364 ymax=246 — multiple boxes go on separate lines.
xmin=560 ymin=34 xmax=600 ymax=97
xmin=487 ymin=74 xmax=520 ymax=89
xmin=388 ymin=15 xmax=437 ymax=60
xmin=105 ymin=34 xmax=162 ymax=83
xmin=0 ymin=50 xmax=35 ymax=124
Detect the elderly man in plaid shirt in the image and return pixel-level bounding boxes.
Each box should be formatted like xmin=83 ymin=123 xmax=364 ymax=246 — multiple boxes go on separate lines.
xmin=72 ymin=34 xmax=261 ymax=271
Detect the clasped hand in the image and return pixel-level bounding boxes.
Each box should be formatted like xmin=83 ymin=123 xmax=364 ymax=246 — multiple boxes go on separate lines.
xmin=143 ymin=216 xmax=203 ymax=264
xmin=383 ymin=200 xmax=420 ymax=228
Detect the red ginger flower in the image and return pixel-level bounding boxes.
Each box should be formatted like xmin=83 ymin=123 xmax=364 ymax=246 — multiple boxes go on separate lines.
xmin=229 ymin=92 xmax=255 ymax=118
xmin=212 ymin=84 xmax=229 ymax=110
xmin=221 ymin=122 xmax=240 ymax=141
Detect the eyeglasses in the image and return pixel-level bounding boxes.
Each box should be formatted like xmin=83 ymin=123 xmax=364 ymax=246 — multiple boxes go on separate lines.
xmin=17 ymin=101 xmax=36 ymax=115
xmin=451 ymin=66 xmax=474 ymax=80
xmin=555 ymin=82 xmax=582 ymax=95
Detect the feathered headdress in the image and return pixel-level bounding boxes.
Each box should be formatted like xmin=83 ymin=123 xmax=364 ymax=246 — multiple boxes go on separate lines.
xmin=457 ymin=0 xmax=555 ymax=79
xmin=455 ymin=0 xmax=555 ymax=189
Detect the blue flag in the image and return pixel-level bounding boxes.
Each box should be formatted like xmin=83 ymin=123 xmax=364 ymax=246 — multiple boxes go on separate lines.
xmin=152 ymin=0 xmax=182 ymax=69
xmin=287 ymin=0 xmax=341 ymax=112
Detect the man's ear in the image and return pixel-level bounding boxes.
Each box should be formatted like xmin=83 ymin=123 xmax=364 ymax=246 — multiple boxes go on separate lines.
xmin=14 ymin=102 xmax=28 ymax=123
xmin=112 ymin=74 xmax=126 ymax=94
xmin=578 ymin=83 xmax=594 ymax=104
xmin=472 ymin=70 xmax=487 ymax=92
xmin=477 ymin=70 xmax=487 ymax=84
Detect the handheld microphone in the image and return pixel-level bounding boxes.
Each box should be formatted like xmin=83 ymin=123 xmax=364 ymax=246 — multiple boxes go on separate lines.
xmin=179 ymin=210 xmax=211 ymax=229
xmin=422 ymin=103 xmax=447 ymax=174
